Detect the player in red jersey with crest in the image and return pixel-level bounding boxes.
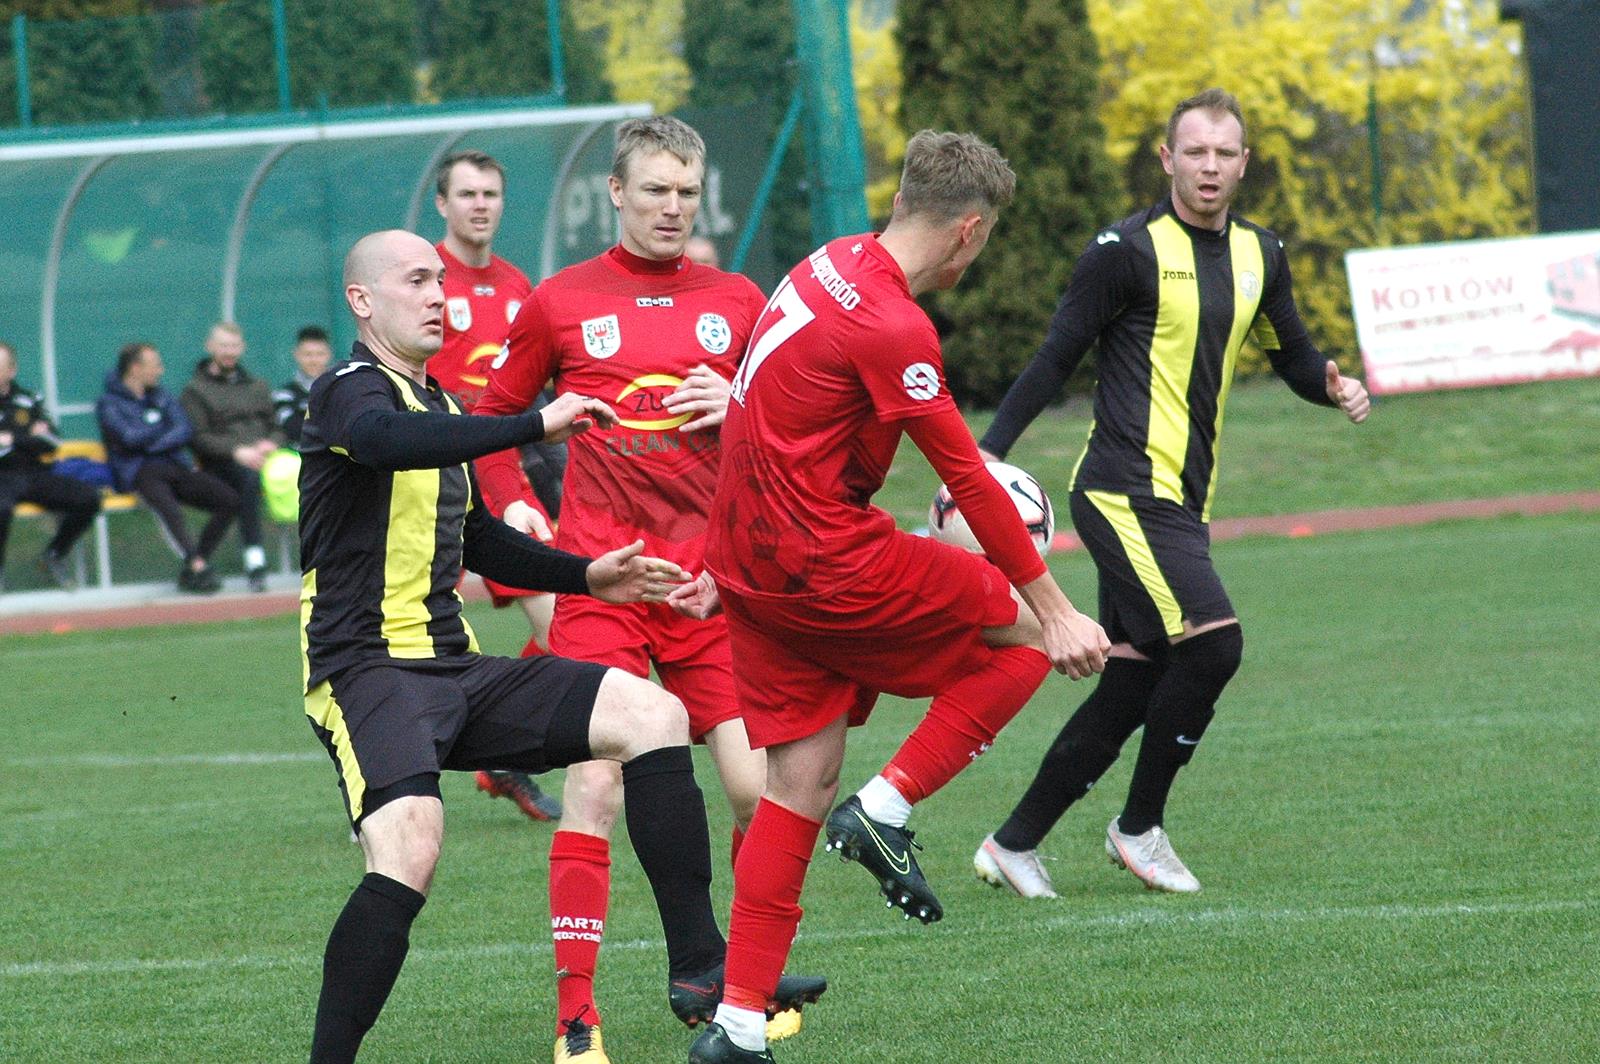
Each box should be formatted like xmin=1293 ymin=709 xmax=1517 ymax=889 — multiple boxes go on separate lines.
xmin=475 ymin=117 xmax=825 ymax=1064
xmin=675 ymin=131 xmax=1111 ymax=1063
xmin=428 ymin=150 xmax=563 ymax=823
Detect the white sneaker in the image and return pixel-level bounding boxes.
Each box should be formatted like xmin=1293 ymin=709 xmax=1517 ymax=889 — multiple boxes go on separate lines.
xmin=1104 ymin=819 xmax=1201 ymax=893
xmin=974 ymin=833 xmax=1058 ymax=899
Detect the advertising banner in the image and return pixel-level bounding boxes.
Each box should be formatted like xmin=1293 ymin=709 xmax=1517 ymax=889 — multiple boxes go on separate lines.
xmin=1345 ymin=230 xmax=1600 ymax=394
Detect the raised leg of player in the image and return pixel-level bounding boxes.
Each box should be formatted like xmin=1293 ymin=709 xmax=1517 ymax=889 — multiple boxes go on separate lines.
xmin=875 ymin=644 xmax=1051 ymax=810
xmin=850 ymin=592 xmax=1050 ymax=821
xmin=712 ymin=715 xmax=848 ymax=1055
xmin=309 ymin=796 xmax=440 ymax=1064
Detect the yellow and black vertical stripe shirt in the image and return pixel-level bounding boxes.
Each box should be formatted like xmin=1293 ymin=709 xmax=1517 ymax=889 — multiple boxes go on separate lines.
xmin=982 ymin=198 xmax=1333 ymax=521
xmin=296 ymin=346 xmax=591 ymax=692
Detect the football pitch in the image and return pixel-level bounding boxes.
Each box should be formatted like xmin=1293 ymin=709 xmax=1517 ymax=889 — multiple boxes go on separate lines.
xmin=4 ymin=508 xmax=1597 ymax=1062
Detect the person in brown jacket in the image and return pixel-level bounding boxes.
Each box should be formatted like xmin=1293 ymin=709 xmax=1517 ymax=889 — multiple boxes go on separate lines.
xmin=180 ymin=322 xmax=282 ymax=591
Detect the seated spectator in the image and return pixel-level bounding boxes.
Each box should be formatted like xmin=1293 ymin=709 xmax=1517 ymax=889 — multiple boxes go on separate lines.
xmin=272 ymin=324 xmax=333 ymax=448
xmin=98 ymin=342 xmax=237 ymax=595
xmin=181 ymin=322 xmax=282 ymax=591
xmin=0 ymin=339 xmax=101 ymax=592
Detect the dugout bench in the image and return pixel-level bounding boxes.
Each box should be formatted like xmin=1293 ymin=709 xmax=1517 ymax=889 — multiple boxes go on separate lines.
xmin=11 ymin=440 xmax=294 ymax=591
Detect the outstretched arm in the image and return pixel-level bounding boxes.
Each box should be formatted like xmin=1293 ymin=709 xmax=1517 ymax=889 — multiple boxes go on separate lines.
xmin=981 ymin=234 xmax=1130 ymax=458
xmin=343 ymin=393 xmax=614 ymax=472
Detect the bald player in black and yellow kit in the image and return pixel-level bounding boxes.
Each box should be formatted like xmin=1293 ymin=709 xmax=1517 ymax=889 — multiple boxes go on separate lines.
xmin=971 ymin=89 xmax=1371 ymax=898
xmin=302 ymin=230 xmax=736 ymax=1063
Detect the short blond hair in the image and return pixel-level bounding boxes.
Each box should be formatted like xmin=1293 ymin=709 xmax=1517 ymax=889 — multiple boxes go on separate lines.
xmin=893 ymin=130 xmax=1016 ymax=222
xmin=1166 ymin=88 xmax=1247 ymax=147
xmin=611 ymin=116 xmax=706 ymax=183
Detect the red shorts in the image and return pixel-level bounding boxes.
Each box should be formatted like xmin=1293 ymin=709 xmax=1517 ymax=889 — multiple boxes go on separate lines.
xmin=484 ymin=575 xmax=551 ymax=609
xmin=549 ymin=593 xmax=737 ymax=741
xmin=719 ymin=531 xmax=1020 ymax=749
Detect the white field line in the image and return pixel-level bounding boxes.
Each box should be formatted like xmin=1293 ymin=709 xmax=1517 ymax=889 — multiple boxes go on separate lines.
xmin=4 ymin=627 xmax=286 ymax=660
xmin=3 ymin=896 xmax=1592 ymax=980
xmin=7 ymin=751 xmax=322 ymax=769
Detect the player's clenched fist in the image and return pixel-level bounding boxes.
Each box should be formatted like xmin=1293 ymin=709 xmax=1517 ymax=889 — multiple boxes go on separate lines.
xmin=540 ymin=392 xmax=617 ymax=441
xmin=1043 ymin=609 xmax=1111 ymax=680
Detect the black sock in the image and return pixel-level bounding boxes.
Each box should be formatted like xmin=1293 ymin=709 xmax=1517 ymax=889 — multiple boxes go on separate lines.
xmin=994 ymin=657 xmax=1165 ymax=851
xmin=309 ymin=872 xmax=426 ymax=1064
xmin=1119 ymin=625 xmax=1243 ymax=836
xmin=621 ymin=745 xmax=725 ymax=978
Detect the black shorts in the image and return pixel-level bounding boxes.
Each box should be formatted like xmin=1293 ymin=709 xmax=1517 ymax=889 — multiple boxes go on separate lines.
xmin=304 ymin=654 xmax=608 ymax=826
xmin=1069 ymin=490 xmax=1235 ymax=648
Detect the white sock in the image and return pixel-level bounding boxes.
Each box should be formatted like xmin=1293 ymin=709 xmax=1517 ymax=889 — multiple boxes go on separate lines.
xmin=855 ymin=774 xmax=913 ymax=828
xmin=243 ymin=545 xmax=266 ymax=571
xmin=712 ymin=1003 xmax=766 ymax=1052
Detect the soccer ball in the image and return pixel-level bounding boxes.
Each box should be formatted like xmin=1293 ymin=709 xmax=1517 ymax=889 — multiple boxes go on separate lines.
xmin=928 ymin=461 xmax=1054 ymax=556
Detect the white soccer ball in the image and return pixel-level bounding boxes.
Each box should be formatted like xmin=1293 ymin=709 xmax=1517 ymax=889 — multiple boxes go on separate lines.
xmin=928 ymin=461 xmax=1055 ymax=556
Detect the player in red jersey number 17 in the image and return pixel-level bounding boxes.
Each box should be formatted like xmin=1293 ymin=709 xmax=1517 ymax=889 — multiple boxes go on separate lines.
xmin=676 ymin=131 xmax=1109 ymax=1063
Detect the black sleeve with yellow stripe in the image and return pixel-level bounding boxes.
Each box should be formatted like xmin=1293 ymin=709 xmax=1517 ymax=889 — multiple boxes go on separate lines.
xmin=1251 ymin=236 xmax=1336 ymax=407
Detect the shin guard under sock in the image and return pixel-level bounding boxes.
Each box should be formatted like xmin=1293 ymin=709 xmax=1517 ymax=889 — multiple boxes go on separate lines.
xmin=724 ymin=798 xmax=823 ymax=1017
xmin=309 ymin=872 xmax=426 ymax=1064
xmin=548 ymin=830 xmax=610 ymax=1033
xmin=1120 ymin=625 xmax=1243 ymax=835
xmin=620 ymin=746 xmax=725 ymax=978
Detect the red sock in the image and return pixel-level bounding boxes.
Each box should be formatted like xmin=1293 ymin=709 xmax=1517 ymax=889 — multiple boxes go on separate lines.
xmin=520 ymin=634 xmax=546 ymax=658
xmin=722 ymin=798 xmax=822 ymax=1013
xmin=549 ymin=830 xmax=610 ymax=1033
xmin=882 ymin=645 xmax=1051 ymax=803
xmin=730 ymin=824 xmax=746 ymax=869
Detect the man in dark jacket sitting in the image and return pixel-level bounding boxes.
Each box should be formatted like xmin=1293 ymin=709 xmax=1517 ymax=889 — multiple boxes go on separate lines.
xmin=0 ymin=339 xmax=101 ymax=591
xmin=181 ymin=322 xmax=282 ymax=591
xmin=98 ymin=342 xmax=237 ymax=594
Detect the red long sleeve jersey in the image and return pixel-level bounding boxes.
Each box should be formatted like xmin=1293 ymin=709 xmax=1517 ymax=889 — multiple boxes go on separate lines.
xmin=475 ymin=246 xmax=766 ymax=568
xmin=427 ymin=244 xmax=534 ymax=411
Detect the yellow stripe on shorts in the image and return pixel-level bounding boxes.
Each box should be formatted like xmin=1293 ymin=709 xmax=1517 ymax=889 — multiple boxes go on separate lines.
xmin=305 ymin=681 xmax=368 ymax=823
xmin=1085 ymin=490 xmax=1185 ymax=638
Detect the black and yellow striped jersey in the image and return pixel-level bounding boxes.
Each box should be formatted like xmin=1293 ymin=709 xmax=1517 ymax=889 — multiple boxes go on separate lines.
xmin=296 ymin=345 xmax=594 ymax=691
xmin=983 ymin=198 xmax=1333 ymax=521
xmin=297 ymin=352 xmax=481 ymax=690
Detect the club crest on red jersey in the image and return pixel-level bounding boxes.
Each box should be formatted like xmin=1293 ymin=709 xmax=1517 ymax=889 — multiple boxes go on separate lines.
xmin=696 ymin=313 xmax=732 ymax=355
xmin=506 ymin=300 xmax=523 ymax=323
xmin=582 ymin=314 xmax=622 ymax=359
xmin=447 ymin=297 xmax=472 ymax=332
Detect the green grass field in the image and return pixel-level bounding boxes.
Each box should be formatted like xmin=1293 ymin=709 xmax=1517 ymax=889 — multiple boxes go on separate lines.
xmin=5 ymin=505 xmax=1598 ymax=1061
xmin=4 ymin=377 xmax=1598 ymax=1060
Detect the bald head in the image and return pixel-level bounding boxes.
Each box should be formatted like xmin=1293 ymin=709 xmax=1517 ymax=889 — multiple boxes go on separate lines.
xmin=343 ymin=229 xmax=447 ymax=371
xmin=344 ymin=229 xmax=437 ymax=288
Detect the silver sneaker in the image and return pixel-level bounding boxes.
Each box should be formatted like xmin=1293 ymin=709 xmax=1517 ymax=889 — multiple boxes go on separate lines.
xmin=974 ymin=833 xmax=1058 ymax=899
xmin=1105 ymin=819 xmax=1201 ymax=893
